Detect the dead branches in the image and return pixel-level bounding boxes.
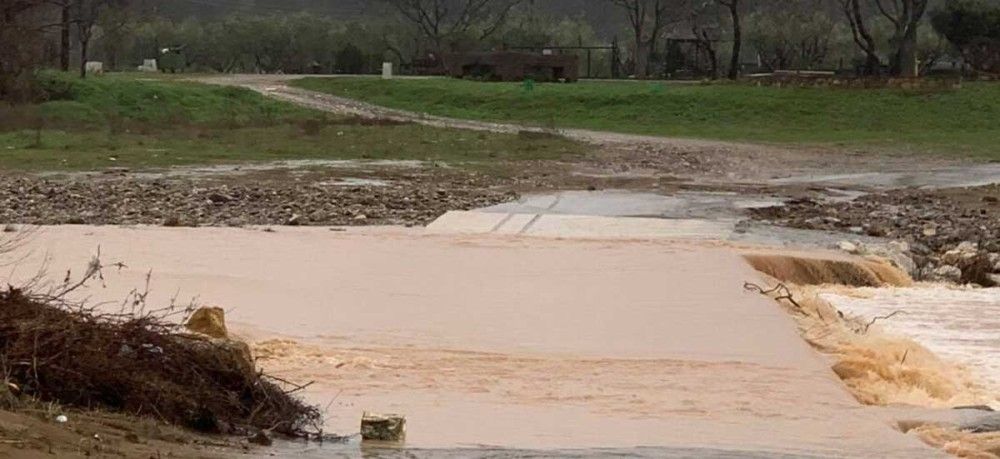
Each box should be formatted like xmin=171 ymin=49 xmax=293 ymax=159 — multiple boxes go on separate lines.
xmin=0 ymin=251 xmax=320 ymax=438
xmin=862 ymin=310 xmax=907 ymax=334
xmin=744 ymin=282 xmax=802 ymax=309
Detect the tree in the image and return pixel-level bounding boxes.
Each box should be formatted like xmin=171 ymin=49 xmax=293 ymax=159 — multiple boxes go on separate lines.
xmin=932 ymin=0 xmax=1000 ymax=73
xmin=1 ymin=0 xmax=49 ymax=102
xmin=839 ymin=0 xmax=884 ymax=74
xmin=608 ymin=0 xmax=676 ymax=78
xmin=74 ymin=0 xmax=128 ymax=78
xmin=689 ymin=0 xmax=722 ymax=78
xmin=379 ymin=0 xmax=524 ymax=51
xmin=43 ymin=0 xmax=73 ymax=71
xmin=746 ymin=8 xmax=841 ymax=71
xmin=717 ymin=0 xmax=742 ymax=79
xmin=876 ymin=0 xmax=930 ymax=77
xmin=840 ymin=0 xmax=930 ymax=76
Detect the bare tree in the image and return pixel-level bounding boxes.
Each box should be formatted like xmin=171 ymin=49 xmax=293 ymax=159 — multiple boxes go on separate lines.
xmin=717 ymin=0 xmax=742 ymax=79
xmin=840 ymin=0 xmax=929 ymax=76
xmin=608 ymin=0 xmax=676 ymax=78
xmin=380 ymin=0 xmax=524 ymax=51
xmin=839 ymin=0 xmax=882 ymax=75
xmin=874 ymin=0 xmax=929 ymax=77
xmin=1 ymin=0 xmax=48 ymax=102
xmin=689 ymin=0 xmax=720 ymax=78
xmin=73 ymin=0 xmax=127 ymax=78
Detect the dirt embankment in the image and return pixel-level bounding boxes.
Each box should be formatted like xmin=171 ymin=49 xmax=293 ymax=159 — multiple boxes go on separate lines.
xmin=752 ymin=184 xmax=1000 ymax=285
xmin=0 ymin=408 xmax=239 ymax=458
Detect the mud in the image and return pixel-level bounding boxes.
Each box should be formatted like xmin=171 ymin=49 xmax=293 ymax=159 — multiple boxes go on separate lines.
xmin=0 ymin=408 xmax=239 ymax=458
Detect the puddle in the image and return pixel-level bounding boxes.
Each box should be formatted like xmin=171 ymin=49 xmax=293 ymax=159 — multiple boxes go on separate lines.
xmin=823 ymin=285 xmax=1000 ymax=394
xmin=317 ymin=177 xmax=391 ymax=187
xmin=36 ymin=159 xmax=426 ymax=180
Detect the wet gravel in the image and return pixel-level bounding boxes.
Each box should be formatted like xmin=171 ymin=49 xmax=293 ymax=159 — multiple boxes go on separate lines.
xmin=0 ymin=174 xmax=517 ymax=228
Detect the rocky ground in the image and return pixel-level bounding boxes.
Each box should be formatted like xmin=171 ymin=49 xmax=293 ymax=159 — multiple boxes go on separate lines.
xmin=0 ymin=168 xmax=517 ymax=228
xmin=751 ymin=184 xmax=1000 ymax=286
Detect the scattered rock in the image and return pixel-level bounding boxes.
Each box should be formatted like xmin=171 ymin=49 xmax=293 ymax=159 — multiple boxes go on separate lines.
xmin=360 ymin=412 xmax=406 ymax=442
xmin=162 ymin=215 xmax=183 ymax=227
xmin=837 ymin=241 xmax=860 ymax=254
xmin=186 ymin=307 xmax=228 ymax=339
xmin=932 ymin=265 xmax=963 ymax=283
xmin=2 ymin=224 xmax=16 ymax=233
xmin=750 ymin=183 xmax=1000 ymax=286
xmin=0 ymin=174 xmax=517 ymax=229
xmin=207 ymin=192 xmax=233 ymax=204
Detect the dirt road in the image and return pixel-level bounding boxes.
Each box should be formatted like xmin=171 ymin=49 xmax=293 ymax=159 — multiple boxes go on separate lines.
xmin=196 ymin=74 xmax=995 ymax=188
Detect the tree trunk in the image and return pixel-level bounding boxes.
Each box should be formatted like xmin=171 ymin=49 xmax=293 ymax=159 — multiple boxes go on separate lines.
xmin=893 ymin=25 xmax=919 ymax=77
xmin=726 ymin=0 xmax=741 ymax=80
xmin=863 ymin=53 xmax=881 ymax=76
xmin=79 ymin=38 xmax=88 ymax=79
xmin=60 ymin=5 xmax=70 ymax=72
xmin=636 ymin=40 xmax=650 ymax=78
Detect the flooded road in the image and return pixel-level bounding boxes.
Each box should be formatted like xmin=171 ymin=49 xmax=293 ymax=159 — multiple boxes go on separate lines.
xmin=11 ymin=225 xmax=938 ymax=457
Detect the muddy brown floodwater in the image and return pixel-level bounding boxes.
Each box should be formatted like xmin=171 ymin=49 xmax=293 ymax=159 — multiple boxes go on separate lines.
xmin=9 ymin=225 xmax=942 ymax=457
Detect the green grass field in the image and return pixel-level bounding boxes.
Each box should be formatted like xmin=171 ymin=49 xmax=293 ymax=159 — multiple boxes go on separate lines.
xmin=0 ymin=73 xmax=584 ymax=171
xmin=292 ymin=77 xmax=1000 ymax=159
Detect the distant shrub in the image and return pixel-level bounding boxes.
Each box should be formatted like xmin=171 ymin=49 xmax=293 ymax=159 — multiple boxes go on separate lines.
xmin=932 ymin=0 xmax=1000 ymax=73
xmin=335 ymin=44 xmax=366 ymax=74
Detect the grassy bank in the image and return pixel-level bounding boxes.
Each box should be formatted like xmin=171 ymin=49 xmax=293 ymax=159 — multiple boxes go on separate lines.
xmin=292 ymin=77 xmax=1000 ymax=159
xmin=0 ymin=73 xmax=584 ymax=171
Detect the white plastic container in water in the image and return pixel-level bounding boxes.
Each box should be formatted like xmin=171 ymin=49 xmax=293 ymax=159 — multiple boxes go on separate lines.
xmin=382 ymin=62 xmax=393 ymax=80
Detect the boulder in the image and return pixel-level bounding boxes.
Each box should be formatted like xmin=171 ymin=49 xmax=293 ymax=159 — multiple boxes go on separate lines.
xmin=361 ymin=412 xmax=406 ymax=442
xmin=961 ymin=413 xmax=1000 ymax=433
xmin=838 ymin=241 xmax=860 ymax=254
xmin=989 ymin=253 xmax=1000 ymax=272
xmin=942 ymin=244 xmax=979 ymax=265
xmin=186 ymin=307 xmax=228 ymax=339
xmin=932 ymin=265 xmax=963 ymax=283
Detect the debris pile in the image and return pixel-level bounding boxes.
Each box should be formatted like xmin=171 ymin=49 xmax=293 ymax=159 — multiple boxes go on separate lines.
xmin=0 ymin=286 xmax=320 ymax=437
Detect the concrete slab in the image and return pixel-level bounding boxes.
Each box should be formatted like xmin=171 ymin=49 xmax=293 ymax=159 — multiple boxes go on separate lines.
xmin=427 ymin=211 xmax=735 ymax=240
xmin=423 ymin=210 xmax=509 ymax=234
xmin=481 ymin=190 xmax=784 ymax=220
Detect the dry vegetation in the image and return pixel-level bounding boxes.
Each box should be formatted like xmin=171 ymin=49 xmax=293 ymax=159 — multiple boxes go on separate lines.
xmin=0 ymin=244 xmax=321 ymax=441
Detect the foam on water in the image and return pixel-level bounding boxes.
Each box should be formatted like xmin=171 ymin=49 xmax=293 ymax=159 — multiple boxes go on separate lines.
xmin=821 ymin=285 xmax=1000 ymax=393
